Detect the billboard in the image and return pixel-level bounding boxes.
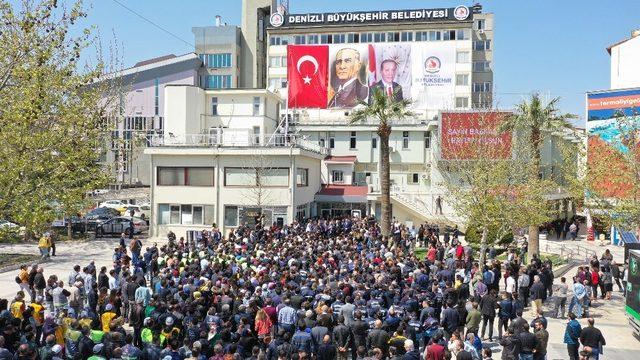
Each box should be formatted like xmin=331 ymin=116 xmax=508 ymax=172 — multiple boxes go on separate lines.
xmin=587 ymin=88 xmax=640 ymax=198
xmin=287 ymin=42 xmax=459 ymax=109
xmin=439 ymin=111 xmax=512 ymax=160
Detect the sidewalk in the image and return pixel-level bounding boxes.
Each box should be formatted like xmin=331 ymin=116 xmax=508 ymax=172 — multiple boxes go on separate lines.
xmin=539 ymin=232 xmax=625 ymax=264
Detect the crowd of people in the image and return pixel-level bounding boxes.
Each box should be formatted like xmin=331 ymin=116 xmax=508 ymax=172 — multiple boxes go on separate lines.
xmin=0 ymin=215 xmax=615 ymax=360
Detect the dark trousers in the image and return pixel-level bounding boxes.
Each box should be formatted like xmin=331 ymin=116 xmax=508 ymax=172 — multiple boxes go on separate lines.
xmin=481 ymin=314 xmax=494 ymax=340
xmin=519 ymin=286 xmax=530 ymax=307
xmin=50 ymin=243 xmax=56 ymax=256
xmin=133 ymin=326 xmax=142 ymax=347
xmin=615 ymin=277 xmax=623 ymax=291
xmin=567 ymin=343 xmax=579 ymax=360
xmin=592 ymin=284 xmax=598 ymax=298
xmin=497 ymin=317 xmax=509 ymax=339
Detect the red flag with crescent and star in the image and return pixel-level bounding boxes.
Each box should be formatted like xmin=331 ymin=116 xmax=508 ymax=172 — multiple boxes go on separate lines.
xmin=287 ymin=45 xmax=328 ymax=109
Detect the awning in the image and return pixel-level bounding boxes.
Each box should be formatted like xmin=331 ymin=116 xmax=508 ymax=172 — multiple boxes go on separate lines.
xmin=315 ymin=184 xmax=368 ymax=203
xmin=324 ymin=155 xmax=357 ymax=163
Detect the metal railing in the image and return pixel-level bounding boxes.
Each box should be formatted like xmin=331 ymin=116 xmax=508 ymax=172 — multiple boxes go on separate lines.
xmin=147 ymin=133 xmax=328 ymax=155
xmin=544 ymin=239 xmax=597 ymax=262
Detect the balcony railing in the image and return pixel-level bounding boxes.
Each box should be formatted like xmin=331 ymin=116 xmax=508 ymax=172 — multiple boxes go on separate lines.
xmin=147 ymin=133 xmax=328 ymax=154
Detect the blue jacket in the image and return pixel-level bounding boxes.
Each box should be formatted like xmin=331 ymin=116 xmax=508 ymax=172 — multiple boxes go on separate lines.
xmin=563 ymin=319 xmax=582 ymax=345
xmin=292 ymin=330 xmax=313 ymax=353
xmin=498 ymin=299 xmax=513 ymax=319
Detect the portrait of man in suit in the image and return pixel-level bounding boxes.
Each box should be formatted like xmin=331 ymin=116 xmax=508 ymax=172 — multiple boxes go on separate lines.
xmin=328 ymin=48 xmax=369 ymax=108
xmin=370 ymin=59 xmax=404 ymax=103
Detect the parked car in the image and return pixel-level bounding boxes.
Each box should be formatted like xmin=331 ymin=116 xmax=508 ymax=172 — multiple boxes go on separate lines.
xmin=0 ymin=220 xmax=25 ymax=235
xmin=121 ymin=204 xmax=151 ymax=220
xmin=51 ymin=216 xmax=88 ymax=234
xmin=95 ymin=216 xmax=148 ymax=237
xmin=99 ymin=200 xmax=130 ymax=213
xmin=86 ymin=207 xmax=121 ymax=221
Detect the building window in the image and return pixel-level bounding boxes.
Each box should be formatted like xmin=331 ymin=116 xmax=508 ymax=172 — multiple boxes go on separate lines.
xmin=475 ymin=19 xmax=486 ymax=30
xmin=424 ymin=131 xmax=431 ymax=149
xmin=347 ymin=33 xmax=359 ymax=43
xmin=154 ymin=78 xmax=159 ymax=116
xmin=269 ymin=56 xmax=281 ymax=67
xmin=181 ymin=205 xmax=193 ymax=224
xmin=400 ymin=31 xmax=413 ymax=42
xmin=203 ymin=75 xmax=232 ymax=89
xmin=294 ymin=35 xmax=306 ymax=44
xmin=319 ymin=138 xmax=326 ymax=148
xmin=332 ymin=170 xmax=344 ymax=183
xmin=473 ymin=82 xmax=492 ymax=93
xmin=387 ymin=32 xmax=400 ymax=42
xmin=415 ymin=31 xmax=427 ymax=41
xmin=474 ymin=40 xmax=491 ymax=51
xmin=329 ymin=132 xmax=335 ymax=149
xmin=409 ymin=173 xmax=419 ymax=184
xmin=296 ymin=168 xmax=308 ymax=187
xmin=307 ymin=35 xmax=319 ymax=44
xmin=211 ymin=97 xmax=218 ymax=115
xmin=455 ymin=74 xmax=469 ymax=86
xmin=169 ymin=205 xmax=180 ymax=224
xmin=473 ymin=61 xmax=491 ymax=72
xmin=372 ymin=137 xmax=377 ymax=149
xmin=402 ymin=131 xmax=409 ymax=149
xmin=443 ymin=30 xmax=456 ymax=41
xmin=203 ymin=53 xmax=232 ymax=68
xmin=456 ymin=51 xmax=470 ymax=63
xmin=224 ymin=206 xmax=238 ymax=227
xmin=320 ymin=34 xmax=332 ymax=44
xmin=373 ymin=32 xmax=386 ymax=42
xmin=360 ymin=33 xmax=373 ymax=42
xmin=349 ymin=131 xmax=357 ymax=149
xmin=429 ymin=31 xmax=441 ymax=41
xmin=157 ymin=167 xmax=214 ymax=186
xmin=224 ymin=167 xmax=289 ymax=187
xmin=333 ymin=34 xmax=346 ymax=44
xmin=455 ymin=97 xmax=469 ymax=108
xmin=158 ymin=204 xmax=211 ymax=225
xmin=253 ymin=126 xmax=261 ymax=144
xmin=456 ymin=29 xmax=471 ymax=40
xmin=253 ymin=97 xmax=260 ymax=116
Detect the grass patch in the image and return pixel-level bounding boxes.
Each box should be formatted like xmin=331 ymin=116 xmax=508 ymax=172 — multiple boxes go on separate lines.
xmin=540 ymin=252 xmax=568 ymax=267
xmin=0 ymin=253 xmax=41 ymax=268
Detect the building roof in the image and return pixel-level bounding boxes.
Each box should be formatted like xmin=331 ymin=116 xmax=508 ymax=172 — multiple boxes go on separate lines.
xmin=324 ymin=155 xmax=357 ymax=163
xmin=134 ymin=54 xmax=177 ymax=67
xmin=606 ymin=34 xmax=639 ymax=54
xmin=317 ymin=185 xmax=368 ymax=197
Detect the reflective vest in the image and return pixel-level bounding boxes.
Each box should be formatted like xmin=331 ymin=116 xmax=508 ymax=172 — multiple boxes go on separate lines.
xmin=101 ymin=311 xmax=116 ymax=332
xmin=29 ymin=303 xmax=44 ymax=325
xmin=10 ymin=301 xmax=24 ymax=319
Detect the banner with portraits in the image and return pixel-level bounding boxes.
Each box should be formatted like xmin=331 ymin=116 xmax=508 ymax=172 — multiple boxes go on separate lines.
xmin=287 ymin=42 xmax=459 ymax=109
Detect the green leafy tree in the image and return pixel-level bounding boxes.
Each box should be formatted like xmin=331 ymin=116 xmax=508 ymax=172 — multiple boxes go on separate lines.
xmin=0 ymin=0 xmax=118 ymax=238
xmin=349 ymin=88 xmax=413 ymax=237
xmin=499 ymin=93 xmax=577 ymax=261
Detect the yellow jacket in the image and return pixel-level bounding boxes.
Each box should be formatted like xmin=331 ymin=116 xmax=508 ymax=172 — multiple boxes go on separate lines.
xmin=38 ymin=236 xmax=51 ymax=249
xmin=101 ymin=311 xmax=116 ymax=332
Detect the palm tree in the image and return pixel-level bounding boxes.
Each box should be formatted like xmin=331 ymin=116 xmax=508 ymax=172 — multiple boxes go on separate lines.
xmin=349 ymin=88 xmax=413 ymax=238
xmin=500 ymin=93 xmax=576 ymax=261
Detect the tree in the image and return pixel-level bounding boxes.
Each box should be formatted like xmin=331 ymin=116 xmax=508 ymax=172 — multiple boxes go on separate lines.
xmin=0 ymin=0 xmax=119 ymax=237
xmin=499 ymin=93 xmax=577 ymax=261
xmin=349 ymin=88 xmax=414 ymax=237
xmin=441 ymin=111 xmax=554 ymax=267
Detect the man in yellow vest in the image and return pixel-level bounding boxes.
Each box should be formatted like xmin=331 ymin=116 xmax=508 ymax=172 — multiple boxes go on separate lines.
xmin=38 ymin=234 xmax=51 ymax=259
xmin=10 ymin=292 xmax=26 ymax=320
xmin=101 ymin=304 xmax=117 ymax=332
xmin=29 ymin=296 xmax=45 ymax=343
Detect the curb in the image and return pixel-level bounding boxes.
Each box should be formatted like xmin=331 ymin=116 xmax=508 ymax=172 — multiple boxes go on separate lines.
xmin=0 ymin=256 xmax=47 ymax=274
xmin=553 ymin=260 xmax=582 ymax=278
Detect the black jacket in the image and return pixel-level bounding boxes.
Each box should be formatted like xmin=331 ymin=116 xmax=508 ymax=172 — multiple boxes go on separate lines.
xmin=518 ymin=331 xmax=537 ymax=354
xmin=499 ymin=334 xmax=521 ymax=360
xmin=317 ymin=344 xmax=337 ymax=360
xmin=479 ymin=294 xmax=497 ymax=317
xmin=78 ymin=335 xmax=95 ymax=360
xmin=333 ymin=324 xmax=351 ymax=348
xmin=366 ymin=329 xmax=390 ymax=353
xmin=351 ymin=319 xmax=369 ymax=347
xmin=529 ymin=282 xmax=546 ymax=301
xmin=580 ymin=326 xmax=606 ymax=348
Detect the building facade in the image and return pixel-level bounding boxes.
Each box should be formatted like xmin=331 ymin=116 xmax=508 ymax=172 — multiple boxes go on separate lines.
xmin=608 ymin=29 xmax=640 ymax=90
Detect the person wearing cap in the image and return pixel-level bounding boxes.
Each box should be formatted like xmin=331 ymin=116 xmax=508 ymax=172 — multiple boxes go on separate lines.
xmin=101 ymin=303 xmax=117 ymax=332
xmin=160 ymin=317 xmax=180 ymax=347
xmin=51 ymin=344 xmax=64 ymax=360
xmin=9 ymin=292 xmax=26 ymax=321
xmin=87 ymin=343 xmax=106 ymax=360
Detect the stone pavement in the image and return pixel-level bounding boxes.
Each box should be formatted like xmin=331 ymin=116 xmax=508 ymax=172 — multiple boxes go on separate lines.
xmin=0 ymin=236 xmax=155 ymax=302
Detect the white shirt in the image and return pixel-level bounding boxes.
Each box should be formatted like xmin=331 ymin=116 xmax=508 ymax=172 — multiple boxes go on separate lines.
xmin=506 ymin=276 xmax=516 ymax=293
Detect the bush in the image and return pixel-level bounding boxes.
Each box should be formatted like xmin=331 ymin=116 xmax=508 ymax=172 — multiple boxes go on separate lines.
xmin=464 ymin=223 xmax=514 ymax=248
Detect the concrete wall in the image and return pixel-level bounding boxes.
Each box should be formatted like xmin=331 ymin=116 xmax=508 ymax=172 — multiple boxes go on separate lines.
xmin=611 ymin=35 xmax=640 ymax=89
xmin=124 ymin=69 xmax=198 ymax=118
xmin=164 ymin=86 xmax=205 ymax=136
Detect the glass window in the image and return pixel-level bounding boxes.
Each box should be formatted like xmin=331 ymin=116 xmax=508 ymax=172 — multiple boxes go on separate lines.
xmin=475 ymin=19 xmax=485 ymax=30
xmin=307 ymin=35 xmax=319 ymax=44
xmin=415 ymin=31 xmax=427 ymax=41
xmin=332 ymin=170 xmax=344 ymax=183
xmin=456 ymin=51 xmax=470 ymax=63
xmin=372 ymin=137 xmax=377 ymax=149
xmin=333 ymin=34 xmax=345 ymax=44
xmin=400 ymin=32 xmax=413 ymax=42
xmin=473 ymin=61 xmax=490 ymax=72
xmin=158 ymin=204 xmax=170 ymax=224
xmin=402 ymin=131 xmax=409 ymax=149
xmin=350 ymin=131 xmax=356 ymax=149
xmin=456 ymin=74 xmax=469 ymax=86
xmin=259 ymin=168 xmax=289 ymax=187
xmin=187 ymin=167 xmax=214 ymax=186
xmin=387 ymin=32 xmax=399 ymax=42
xmin=211 ymin=97 xmax=218 ymax=115
xmin=170 ymin=205 xmax=180 ymax=224
xmin=253 ymin=96 xmax=260 ymax=116
xmin=269 ymin=56 xmax=281 ymax=67
xmin=192 ymin=206 xmax=203 ymax=225
xmin=320 ymin=34 xmax=332 ymax=44
xmin=204 ymin=205 xmax=215 ymax=225
xmin=296 ymin=168 xmax=308 ymax=187
xmin=225 ymin=168 xmax=256 ymax=186
xmin=158 ymin=167 xmax=185 ymax=186
xmin=360 ymin=33 xmax=373 ymax=42
xmin=374 ymin=32 xmax=386 ymax=42
xmin=455 ymin=97 xmax=469 ymax=108
xmin=443 ymin=30 xmax=456 ymax=41
xmin=429 ymin=31 xmax=441 ymax=41
xmin=294 ymin=35 xmax=306 ymax=44
xmin=224 ymin=206 xmax=238 ymax=227
xmin=347 ymin=33 xmax=359 ymax=43
xmin=181 ymin=205 xmax=192 ymax=225
xmin=424 ymin=131 xmax=431 ymax=149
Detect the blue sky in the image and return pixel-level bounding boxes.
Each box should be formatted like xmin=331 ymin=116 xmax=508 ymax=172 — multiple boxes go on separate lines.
xmin=58 ymin=1 xmax=640 ymax=124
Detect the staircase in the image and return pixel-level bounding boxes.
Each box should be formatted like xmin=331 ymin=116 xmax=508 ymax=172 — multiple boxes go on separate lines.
xmin=390 ymin=185 xmax=455 ymax=225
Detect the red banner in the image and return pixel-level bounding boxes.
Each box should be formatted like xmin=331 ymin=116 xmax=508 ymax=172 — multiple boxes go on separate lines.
xmin=287 ymin=45 xmax=329 ymax=108
xmin=440 ymin=112 xmax=512 ymax=160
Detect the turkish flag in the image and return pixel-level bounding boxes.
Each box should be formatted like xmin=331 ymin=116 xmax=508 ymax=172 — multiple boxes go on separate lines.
xmin=287 ymin=45 xmax=328 ymax=109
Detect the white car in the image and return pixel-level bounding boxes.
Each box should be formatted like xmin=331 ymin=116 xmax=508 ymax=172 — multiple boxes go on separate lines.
xmin=122 ymin=204 xmax=151 ymax=219
xmin=0 ymin=220 xmax=26 ymax=235
xmin=99 ymin=200 xmax=130 ymax=212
